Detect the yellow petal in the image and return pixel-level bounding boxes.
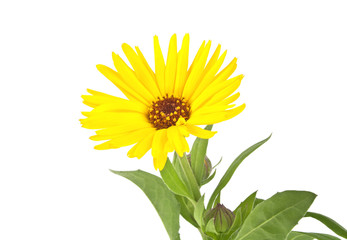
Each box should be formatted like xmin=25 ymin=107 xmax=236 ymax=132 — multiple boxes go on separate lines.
xmin=177 ymin=125 xmax=190 ymax=137
xmin=152 ymin=129 xmax=167 ymax=158
xmin=183 ymin=40 xmax=212 ymax=100
xmin=127 ymin=131 xmax=155 ymax=159
xmin=81 ymin=95 xmax=115 ymax=106
xmin=94 ymin=127 xmax=155 ymax=150
xmin=135 ymin=46 xmax=156 ymax=81
xmin=96 ymin=64 xmax=148 ymax=105
xmin=187 ymin=40 xmax=206 ymax=77
xmin=154 ymin=154 xmax=168 ymax=171
xmin=191 ymin=74 xmax=243 ymax=111
xmin=80 ymin=112 xmax=147 ymax=129
xmin=112 ymin=53 xmax=155 ymax=103
xmin=82 ymin=95 xmax=146 ymax=113
xmin=167 ymin=126 xmax=189 ymax=157
xmin=165 ymin=34 xmax=177 ymax=94
xmin=164 ymin=138 xmax=175 ymax=153
xmin=212 ymin=57 xmax=238 ymax=85
xmin=201 ymin=44 xmax=221 ymax=77
xmin=83 ymin=89 xmax=128 ymax=108
xmin=154 ymin=36 xmax=166 ymax=96
xmin=174 ymin=33 xmax=189 ymax=97
xmin=221 ymin=92 xmax=240 ymax=105
xmin=95 ymin=121 xmax=152 ymax=136
xmin=186 ymin=124 xmax=217 ymax=139
xmin=81 ymin=111 xmax=91 ymax=117
xmin=82 ymin=101 xmax=97 ymax=108
xmin=122 ymin=43 xmax=161 ymax=97
xmin=152 ymin=129 xmax=169 ymax=170
xmin=189 ymin=50 xmax=227 ymax=103
xmin=188 ymin=104 xmax=246 ymax=125
xmin=204 ymin=76 xmax=243 ymax=107
xmin=135 ymin=47 xmax=155 ymax=73
xmin=86 ymin=103 xmax=147 ymax=116
xmin=87 ymin=88 xmax=116 ymax=97
xmin=192 ymin=104 xmax=236 ymax=116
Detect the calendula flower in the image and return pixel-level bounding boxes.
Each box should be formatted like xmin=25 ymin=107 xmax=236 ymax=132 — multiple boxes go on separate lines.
xmin=81 ymin=34 xmax=245 ymax=170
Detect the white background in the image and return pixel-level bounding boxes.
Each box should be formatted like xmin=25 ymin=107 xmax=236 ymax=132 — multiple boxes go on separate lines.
xmin=1 ymin=0 xmax=346 ymax=239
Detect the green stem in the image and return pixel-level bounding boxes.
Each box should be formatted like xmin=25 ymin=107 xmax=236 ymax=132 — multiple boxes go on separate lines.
xmin=177 ymin=152 xmax=201 ymax=201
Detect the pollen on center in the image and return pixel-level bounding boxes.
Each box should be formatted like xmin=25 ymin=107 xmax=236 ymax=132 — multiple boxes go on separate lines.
xmin=148 ymin=95 xmax=190 ymax=129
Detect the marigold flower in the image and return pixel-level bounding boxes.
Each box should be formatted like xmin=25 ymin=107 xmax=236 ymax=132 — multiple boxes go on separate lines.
xmin=81 ymin=34 xmax=245 ymax=170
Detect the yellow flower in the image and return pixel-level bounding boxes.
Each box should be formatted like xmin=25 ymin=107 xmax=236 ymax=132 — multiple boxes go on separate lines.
xmin=81 ymin=34 xmax=245 ymax=170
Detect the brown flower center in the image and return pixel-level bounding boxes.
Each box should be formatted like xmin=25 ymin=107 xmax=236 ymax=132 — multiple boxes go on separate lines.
xmin=148 ymin=95 xmax=190 ymax=129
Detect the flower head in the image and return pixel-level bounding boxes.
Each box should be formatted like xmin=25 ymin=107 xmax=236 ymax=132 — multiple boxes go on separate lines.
xmin=204 ymin=203 xmax=235 ymax=233
xmin=81 ymin=34 xmax=245 ymax=170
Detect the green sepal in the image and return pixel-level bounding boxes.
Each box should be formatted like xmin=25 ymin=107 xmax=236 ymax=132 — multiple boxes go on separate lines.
xmin=160 ymin=158 xmax=194 ymax=200
xmin=110 ymin=170 xmax=181 ymax=240
xmin=234 ymin=191 xmax=317 ymax=240
xmin=201 ymin=169 xmax=216 ymax=186
xmin=305 ymin=212 xmax=347 ymax=238
xmin=207 ymin=134 xmax=272 ymax=210
xmin=190 ymin=124 xmax=213 ymax=186
xmin=212 ymin=157 xmax=223 ymax=169
xmin=200 ymin=157 xmax=221 ymax=187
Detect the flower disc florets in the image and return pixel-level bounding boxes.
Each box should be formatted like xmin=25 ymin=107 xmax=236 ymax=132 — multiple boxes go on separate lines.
xmin=148 ymin=95 xmax=190 ymax=129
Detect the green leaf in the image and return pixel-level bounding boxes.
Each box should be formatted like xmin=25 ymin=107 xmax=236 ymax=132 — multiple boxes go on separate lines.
xmin=173 ymin=151 xmax=179 ymax=167
xmin=305 ymin=212 xmax=347 ymax=238
xmin=234 ymin=191 xmax=317 ymax=240
xmin=213 ymin=192 xmax=221 ymax=208
xmin=172 ymin=152 xmax=184 ymax=178
xmin=254 ymin=198 xmax=264 ymax=208
xmin=288 ymin=231 xmax=341 ymax=240
xmin=160 ymin=158 xmax=194 ymax=200
xmin=286 ymin=231 xmax=315 ymax=240
xmin=110 ymin=170 xmax=181 ymax=240
xmin=234 ymin=191 xmax=257 ymax=223
xmin=201 ymin=169 xmax=216 ymax=186
xmin=229 ymin=230 xmax=241 ymax=240
xmin=190 ymin=125 xmax=213 ymax=186
xmin=175 ymin=195 xmax=199 ymax=228
xmin=207 ymin=134 xmax=272 ymax=210
xmin=194 ymin=195 xmax=206 ymax=227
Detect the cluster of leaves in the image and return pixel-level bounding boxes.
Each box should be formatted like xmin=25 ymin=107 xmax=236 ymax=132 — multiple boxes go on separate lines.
xmin=111 ymin=127 xmax=347 ymax=240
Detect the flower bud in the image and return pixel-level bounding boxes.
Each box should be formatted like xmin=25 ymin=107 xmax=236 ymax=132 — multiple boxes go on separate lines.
xmin=186 ymin=154 xmax=212 ymax=180
xmin=204 ymin=203 xmax=235 ymax=233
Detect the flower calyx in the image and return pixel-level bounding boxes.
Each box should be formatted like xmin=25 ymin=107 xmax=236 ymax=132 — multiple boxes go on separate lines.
xmin=187 ymin=154 xmax=212 ymax=181
xmin=204 ymin=203 xmax=235 ymax=233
